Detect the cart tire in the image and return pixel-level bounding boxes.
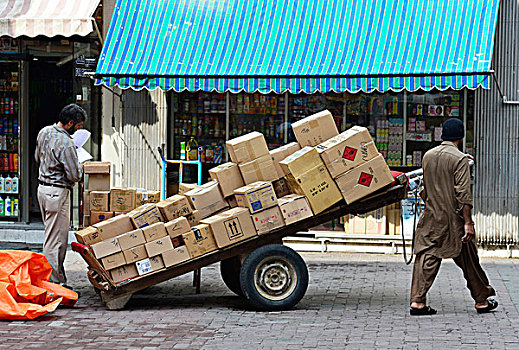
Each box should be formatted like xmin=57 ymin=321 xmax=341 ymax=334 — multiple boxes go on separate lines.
xmin=220 ymin=257 xmax=243 ymax=297
xmin=240 ymin=244 xmax=308 ymax=311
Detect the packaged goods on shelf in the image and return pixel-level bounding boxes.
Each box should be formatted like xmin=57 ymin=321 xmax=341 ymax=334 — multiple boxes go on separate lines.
xmin=101 ymin=251 xmax=126 ymax=270
xmin=251 ymin=206 xmax=285 ymax=234
xmin=83 ymin=161 xmax=111 ymax=174
xmin=234 ymin=181 xmax=277 ymax=214
xmin=127 ymin=203 xmax=164 ymax=228
xmin=209 ymin=162 xmax=244 ymax=197
xmin=162 ymin=246 xmax=191 ymax=267
xmin=186 ymin=210 xmax=201 ymax=226
xmin=226 ymin=131 xmax=269 ymax=164
xmin=110 ymin=188 xmax=137 ymax=212
xmin=89 ymin=191 xmax=109 ymax=211
xmin=278 ymin=194 xmax=313 ymax=225
xmin=182 ymin=224 xmax=218 ymax=258
xmin=93 ymin=214 xmax=134 ymax=241
xmin=272 ymin=178 xmax=291 ymax=198
xmin=145 ymin=235 xmax=174 ymax=257
xmin=156 ymin=195 xmax=192 ymax=221
xmin=270 ymin=142 xmax=301 ymax=178
xmin=335 ymin=154 xmax=394 ymax=204
xmin=291 ymin=110 xmax=339 ymax=147
xmin=201 ymin=207 xmax=257 ymax=248
xmin=91 ymin=237 xmax=121 ymax=259
xmin=116 ymin=229 xmax=146 ymax=250
xmin=165 ymin=216 xmax=191 ymax=238
xmin=185 ymin=181 xmax=228 ymax=219
xmin=110 ymin=264 xmax=138 ymax=283
xmin=238 ymin=155 xmax=278 ymax=184
xmin=122 ymin=244 xmax=148 ymax=263
xmin=90 ymin=211 xmax=114 ymax=225
xmin=141 ymin=222 xmax=168 ymax=242
xmin=87 ymin=174 xmax=110 ymax=191
xmin=75 ymin=226 xmax=101 ymax=246
xmin=316 ymin=126 xmax=379 ymax=178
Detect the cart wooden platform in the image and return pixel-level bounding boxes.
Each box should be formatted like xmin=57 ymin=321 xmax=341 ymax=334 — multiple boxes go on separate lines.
xmin=73 ymin=174 xmax=408 ymax=311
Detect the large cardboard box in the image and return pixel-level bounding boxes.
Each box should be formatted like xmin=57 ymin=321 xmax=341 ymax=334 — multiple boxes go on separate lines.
xmin=83 ymin=161 xmax=110 ymax=174
xmin=201 ymin=207 xmax=256 ymax=248
xmin=272 ymin=178 xmax=291 ymax=198
xmin=156 ymin=195 xmax=192 ymax=221
xmin=128 ymin=203 xmax=164 ymax=228
xmin=87 ymin=174 xmax=110 ymax=191
xmin=226 ymin=131 xmax=269 ymax=164
xmin=89 ymin=191 xmax=110 ymax=212
xmin=186 ymin=210 xmax=201 ymax=227
xmin=117 ymin=229 xmax=146 ymax=250
xmin=182 ymin=224 xmax=218 ymax=258
xmin=90 ymin=211 xmax=114 ymax=225
xmin=279 ymin=146 xmax=322 ymax=178
xmin=270 ymin=142 xmax=301 ymax=178
xmin=145 ymin=235 xmax=174 ymax=257
xmin=291 ymin=110 xmax=339 ymax=147
xmin=209 ymin=162 xmax=244 ymax=198
xmin=238 ymin=155 xmax=278 ymax=184
xmin=101 ymin=251 xmax=126 ymax=270
xmin=251 ymin=206 xmax=285 ymax=234
xmin=278 ymin=194 xmax=313 ymax=225
xmin=316 ymin=126 xmax=379 ymax=178
xmin=141 ymin=222 xmax=168 ymax=242
xmin=162 ymin=247 xmax=191 ymax=267
xmin=179 ymin=183 xmax=200 ymax=195
xmin=94 ymin=214 xmax=134 ymax=240
xmin=165 ymin=217 xmax=191 ymax=238
xmin=110 ymin=264 xmax=138 ymax=283
xmin=91 ymin=238 xmax=121 ymax=259
xmin=122 ymin=244 xmax=148 ymax=263
xmin=286 ymin=164 xmax=342 ymax=214
xmin=185 ymin=181 xmax=228 ymax=219
xmin=335 ymin=154 xmax=394 ymax=204
xmin=75 ymin=226 xmax=101 ymax=246
xmin=234 ymin=181 xmax=277 ymax=214
xmin=110 ymin=188 xmax=137 ymax=212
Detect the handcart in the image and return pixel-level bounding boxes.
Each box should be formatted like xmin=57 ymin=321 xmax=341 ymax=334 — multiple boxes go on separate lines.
xmin=73 ymin=174 xmax=408 ymax=311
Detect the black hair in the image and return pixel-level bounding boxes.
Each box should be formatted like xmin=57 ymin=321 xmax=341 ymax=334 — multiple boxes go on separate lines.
xmin=58 ymin=104 xmax=87 ymax=125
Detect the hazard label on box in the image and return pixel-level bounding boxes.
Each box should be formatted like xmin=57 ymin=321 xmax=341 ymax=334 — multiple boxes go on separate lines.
xmin=342 ymin=146 xmax=358 ymax=161
xmin=358 ymin=172 xmax=373 ymax=187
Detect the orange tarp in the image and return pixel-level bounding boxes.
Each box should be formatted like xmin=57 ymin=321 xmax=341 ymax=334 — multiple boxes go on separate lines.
xmin=0 ymin=250 xmax=78 ymax=320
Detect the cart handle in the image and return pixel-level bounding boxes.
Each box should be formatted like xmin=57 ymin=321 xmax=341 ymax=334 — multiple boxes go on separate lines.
xmin=71 ymin=242 xmax=87 ymax=253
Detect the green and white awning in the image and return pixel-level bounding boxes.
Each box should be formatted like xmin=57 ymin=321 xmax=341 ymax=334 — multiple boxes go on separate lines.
xmin=96 ymin=0 xmax=500 ymax=93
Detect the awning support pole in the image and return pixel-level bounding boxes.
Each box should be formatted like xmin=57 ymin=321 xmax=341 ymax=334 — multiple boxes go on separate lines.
xmin=491 ymin=71 xmax=519 ymax=105
xmin=92 ymin=18 xmax=104 ymax=45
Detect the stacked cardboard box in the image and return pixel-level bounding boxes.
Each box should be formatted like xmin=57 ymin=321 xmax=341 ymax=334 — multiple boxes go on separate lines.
xmin=83 ymin=161 xmax=111 ymax=226
xmin=184 ymin=181 xmax=228 ymax=219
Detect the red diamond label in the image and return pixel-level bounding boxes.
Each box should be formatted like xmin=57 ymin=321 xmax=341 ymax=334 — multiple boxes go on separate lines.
xmin=342 ymin=146 xmax=357 ymax=161
xmin=358 ymin=172 xmax=373 ymax=187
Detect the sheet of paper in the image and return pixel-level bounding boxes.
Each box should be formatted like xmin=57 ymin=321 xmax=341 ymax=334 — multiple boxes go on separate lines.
xmin=72 ymin=129 xmax=91 ymax=148
xmin=77 ymin=147 xmax=93 ymax=164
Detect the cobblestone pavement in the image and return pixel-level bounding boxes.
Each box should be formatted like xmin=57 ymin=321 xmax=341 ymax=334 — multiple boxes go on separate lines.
xmin=2 ymin=251 xmax=519 ymax=349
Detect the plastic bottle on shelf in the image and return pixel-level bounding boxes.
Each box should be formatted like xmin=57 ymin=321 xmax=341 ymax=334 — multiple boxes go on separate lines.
xmin=191 ymin=115 xmax=197 ymax=136
xmin=0 ymin=175 xmax=4 ymax=193
xmin=5 ymin=196 xmax=11 ymax=216
xmin=205 ymin=145 xmax=214 ymax=162
xmin=213 ymin=145 xmax=223 ymax=164
xmin=214 ymin=117 xmax=220 ymax=137
xmin=12 ymin=118 xmax=17 ymax=135
xmin=11 ymin=175 xmax=18 ymax=194
xmin=13 ymin=153 xmax=18 ymax=172
xmin=0 ymin=196 xmax=4 ymax=216
xmin=186 ymin=137 xmax=198 ymax=161
xmin=13 ymin=198 xmax=18 ymax=217
xmin=8 ymin=153 xmax=13 ymax=171
xmin=5 ymin=175 xmax=11 ymax=193
xmin=180 ymin=141 xmax=186 ymax=160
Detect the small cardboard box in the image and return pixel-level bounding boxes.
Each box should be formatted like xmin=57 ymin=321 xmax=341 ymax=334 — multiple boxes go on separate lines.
xmin=209 ymin=162 xmax=244 ymax=197
xmin=91 ymin=238 xmax=121 ymax=259
xmin=278 ymin=194 xmax=314 ymax=225
xmin=182 ymin=224 xmax=218 ymax=258
xmin=238 ymin=155 xmax=279 ymax=184
xmin=117 ymin=229 xmax=146 ymax=250
xmin=162 ymin=247 xmax=191 ymax=267
xmin=149 ymin=255 xmax=165 ymax=271
xmin=186 ymin=210 xmax=201 ymax=227
xmin=156 ymin=195 xmax=192 ymax=221
xmin=251 ymin=206 xmax=285 ymax=234
xmin=272 ymin=178 xmax=291 ymax=198
xmin=165 ymin=217 xmax=191 ymax=238
xmin=226 ymin=131 xmax=270 ymax=164
xmin=316 ymin=126 xmax=379 ymax=178
xmin=90 ymin=211 xmax=114 ymax=225
xmin=335 ymin=154 xmax=394 ymax=204
xmin=179 ymin=183 xmax=200 ymax=195
xmin=145 ymin=235 xmax=174 ymax=257
xmin=286 ymin=164 xmax=342 ymax=214
xmin=270 ymin=142 xmax=301 ymax=178
xmin=279 ymin=146 xmax=322 ymax=179
xmin=89 ymin=191 xmax=110 ymax=212
xmin=291 ymin=109 xmax=339 ymax=147
xmin=110 ymin=264 xmax=138 ymax=283
xmin=128 ymin=203 xmax=164 ymax=228
xmin=110 ymin=188 xmax=137 ymax=212
xmin=234 ymin=181 xmax=277 ymax=214
xmin=147 ymin=191 xmax=161 ymax=203
xmin=75 ymin=226 xmax=101 ymax=246
xmin=88 ymin=174 xmax=110 ymax=191
xmin=141 ymin=222 xmax=168 ymax=242
xmin=101 ymin=251 xmax=126 ymax=270
xmin=122 ymin=244 xmax=148 ymax=263
xmin=201 ymin=207 xmax=257 ymax=248
xmin=94 ymin=214 xmax=134 ymax=240
xmin=185 ymin=181 xmax=228 ymax=219
xmin=83 ymin=161 xmax=111 ymax=174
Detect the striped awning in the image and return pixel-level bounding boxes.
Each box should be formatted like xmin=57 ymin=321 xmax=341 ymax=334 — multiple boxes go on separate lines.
xmin=96 ymin=0 xmax=500 ymax=94
xmin=0 ymin=0 xmax=100 ymax=38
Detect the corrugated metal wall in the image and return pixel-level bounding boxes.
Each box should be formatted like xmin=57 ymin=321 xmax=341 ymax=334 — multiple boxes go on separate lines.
xmin=121 ymin=89 xmax=167 ymax=191
xmin=475 ymin=0 xmax=519 ymax=245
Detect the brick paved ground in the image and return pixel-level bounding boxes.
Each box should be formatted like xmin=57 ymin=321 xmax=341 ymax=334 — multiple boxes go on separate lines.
xmin=1 ymin=251 xmax=518 ymax=349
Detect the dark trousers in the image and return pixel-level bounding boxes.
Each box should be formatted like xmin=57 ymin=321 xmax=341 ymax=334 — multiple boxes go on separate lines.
xmin=410 ymin=241 xmax=495 ymax=304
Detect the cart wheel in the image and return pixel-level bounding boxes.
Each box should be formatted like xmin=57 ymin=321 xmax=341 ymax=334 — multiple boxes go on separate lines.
xmin=240 ymin=244 xmax=308 ymax=311
xmin=220 ymin=257 xmax=243 ymax=296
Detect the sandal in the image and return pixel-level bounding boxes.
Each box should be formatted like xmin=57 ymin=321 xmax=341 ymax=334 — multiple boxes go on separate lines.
xmin=476 ymin=299 xmax=498 ymax=314
xmin=410 ymin=306 xmax=437 ymax=316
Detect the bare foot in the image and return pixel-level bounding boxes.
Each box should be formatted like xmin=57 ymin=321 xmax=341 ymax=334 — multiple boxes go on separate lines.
xmin=475 ymin=300 xmax=489 ymax=309
xmin=411 ymin=302 xmax=425 ymax=309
